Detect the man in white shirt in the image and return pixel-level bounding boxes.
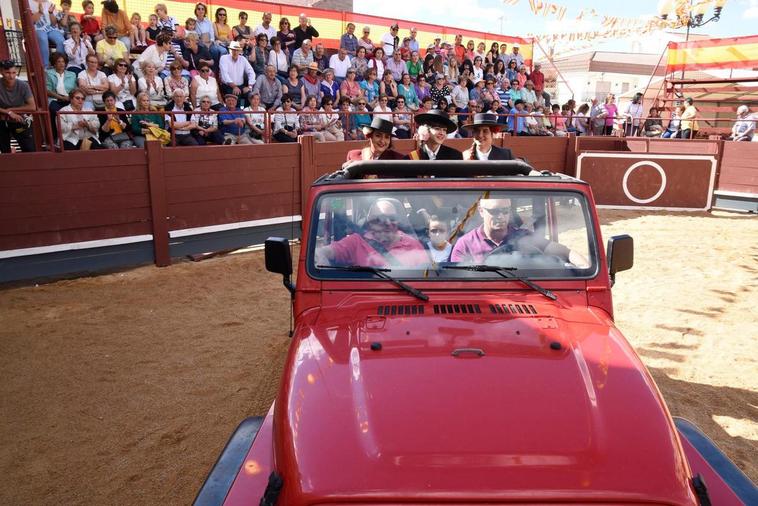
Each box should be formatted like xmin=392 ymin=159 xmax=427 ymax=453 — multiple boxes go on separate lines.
xmin=508 ymin=44 xmax=524 ymax=68
xmin=623 ymin=93 xmax=644 ymax=136
xmin=219 ymin=41 xmax=256 ymax=106
xmin=408 ymin=27 xmax=419 ymax=53
xmin=328 ymin=48 xmax=351 ymax=84
xmin=381 ymin=24 xmax=399 ymax=57
xmin=254 ymin=12 xmax=276 ymax=45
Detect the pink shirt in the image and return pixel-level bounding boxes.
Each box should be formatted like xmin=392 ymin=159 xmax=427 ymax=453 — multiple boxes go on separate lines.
xmin=604 ymin=104 xmax=618 ymax=127
xmin=329 ymin=231 xmax=428 ymax=268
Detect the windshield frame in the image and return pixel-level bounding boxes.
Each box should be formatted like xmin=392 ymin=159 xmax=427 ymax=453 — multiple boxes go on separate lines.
xmin=306 ymin=187 xmax=600 ymax=282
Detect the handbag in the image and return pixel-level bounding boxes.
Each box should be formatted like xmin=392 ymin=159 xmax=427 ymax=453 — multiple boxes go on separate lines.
xmin=110 ymin=132 xmax=131 ymax=143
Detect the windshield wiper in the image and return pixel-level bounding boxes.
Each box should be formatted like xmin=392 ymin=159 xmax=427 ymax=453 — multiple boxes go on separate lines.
xmin=443 ymin=265 xmax=557 ymax=301
xmin=317 ymin=265 xmax=429 ymax=301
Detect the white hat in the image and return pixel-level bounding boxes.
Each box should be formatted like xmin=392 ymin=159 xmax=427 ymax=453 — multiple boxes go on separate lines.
xmin=513 ymin=43 xmax=520 ymax=48
xmin=737 ymin=105 xmax=749 ymax=115
xmin=228 ymin=41 xmax=243 ymax=51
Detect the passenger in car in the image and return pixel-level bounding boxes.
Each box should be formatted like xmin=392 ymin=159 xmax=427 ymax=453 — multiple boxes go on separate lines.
xmin=315 ymin=198 xmax=428 ymax=268
xmin=425 ymin=214 xmax=452 ymax=263
xmin=345 ymin=116 xmax=403 ymax=161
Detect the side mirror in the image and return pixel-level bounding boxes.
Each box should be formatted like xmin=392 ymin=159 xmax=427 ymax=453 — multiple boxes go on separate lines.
xmin=607 ymin=234 xmax=633 ymax=286
xmin=265 ymin=237 xmax=295 ymax=296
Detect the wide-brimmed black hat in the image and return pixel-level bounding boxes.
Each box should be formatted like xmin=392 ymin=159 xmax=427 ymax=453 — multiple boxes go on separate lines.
xmin=415 ymin=109 xmax=457 ymax=133
xmin=363 ymin=117 xmax=394 ymax=136
xmin=461 ymin=112 xmax=503 ymax=131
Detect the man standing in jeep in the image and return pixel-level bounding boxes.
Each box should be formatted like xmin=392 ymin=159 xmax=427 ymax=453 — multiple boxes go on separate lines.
xmin=315 ymin=198 xmax=428 ymax=268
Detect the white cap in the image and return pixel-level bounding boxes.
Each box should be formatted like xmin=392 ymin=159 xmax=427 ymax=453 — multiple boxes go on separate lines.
xmin=737 ymin=105 xmax=749 ymax=115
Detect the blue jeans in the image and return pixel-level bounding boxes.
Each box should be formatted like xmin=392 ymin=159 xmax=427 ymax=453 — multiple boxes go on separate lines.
xmin=36 ymin=28 xmax=65 ymax=67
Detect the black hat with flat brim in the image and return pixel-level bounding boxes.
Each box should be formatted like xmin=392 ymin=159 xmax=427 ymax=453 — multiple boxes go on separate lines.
xmin=362 ymin=116 xmax=394 ymax=136
xmin=415 ymin=109 xmax=457 ymax=133
xmin=461 ymin=112 xmax=503 ymax=132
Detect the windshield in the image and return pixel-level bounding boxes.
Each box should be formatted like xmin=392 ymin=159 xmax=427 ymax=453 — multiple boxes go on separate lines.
xmin=309 ymin=190 xmax=597 ymax=279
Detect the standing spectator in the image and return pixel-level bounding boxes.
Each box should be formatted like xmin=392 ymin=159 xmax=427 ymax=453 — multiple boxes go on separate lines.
xmin=190 ymin=63 xmax=222 ymax=108
xmin=233 ymin=11 xmax=253 ymax=44
xmin=329 ymin=48 xmax=352 ymax=84
xmin=406 ymin=51 xmax=422 ymax=81
xmin=294 ymin=14 xmax=319 ymax=51
xmin=351 ymin=47 xmax=370 ymax=81
xmin=509 ymin=44 xmax=524 ymax=68
xmin=358 ymin=26 xmax=375 ymax=53
xmin=381 ymin=23 xmax=399 ymax=57
xmin=320 ymin=69 xmax=340 ymax=103
xmin=79 ymin=0 xmax=101 ymax=45
xmin=360 ymin=68 xmax=380 ymax=109
xmin=497 ymin=43 xmax=510 ymax=66
xmin=193 ymin=95 xmax=223 ymax=144
xmin=341 ymin=23 xmax=359 ymax=57
xmin=379 ymin=70 xmax=399 ymax=108
xmin=254 ymin=12 xmax=277 ymax=43
xmin=282 ymin=65 xmax=306 ymax=110
xmin=182 ymin=32 xmax=213 ymax=77
xmin=98 ymin=90 xmax=132 ymax=148
xmin=291 ymin=39 xmax=314 ymax=75
xmin=487 ymin=42 xmax=500 ymax=66
xmin=166 ymin=88 xmax=198 ymax=146
xmin=572 ymin=103 xmax=591 ymax=136
xmin=30 ymin=0 xmax=66 ymax=68
xmin=78 ymin=53 xmax=108 ymax=109
xmin=464 ymin=40 xmax=476 ymax=61
xmin=219 ymin=41 xmax=256 ymax=106
xmin=272 ymin=93 xmax=299 ymax=142
xmin=475 ymin=42 xmax=487 ymax=62
xmin=642 ymin=107 xmax=664 ymax=137
xmin=302 ymin=62 xmax=323 ymax=103
xmin=154 ymin=3 xmax=179 ymax=32
xmin=729 ymin=105 xmax=755 ymax=141
xmin=397 ymin=73 xmax=419 ymax=110
xmin=59 ymin=88 xmax=103 ymax=149
xmin=268 ymin=37 xmax=290 ymax=82
xmin=623 ymin=92 xmax=644 ymax=136
xmin=603 ymin=94 xmax=618 ymax=136
xmin=313 ymin=44 xmax=330 ymax=72
xmin=453 ymin=34 xmax=465 ymax=62
xmin=589 ymin=97 xmax=605 ymax=135
xmin=249 ymin=33 xmax=270 ymax=77
xmin=129 ymin=91 xmax=165 ymax=147
xmin=96 ymin=25 xmax=129 ymax=72
xmin=46 ymin=52 xmax=77 ymax=136
xmin=242 ymin=92 xmax=266 ymax=144
xmin=64 ymin=22 xmax=94 ymax=73
xmin=0 ymin=60 xmax=37 ymax=152
xmin=339 ymin=68 xmax=362 ymax=103
xmin=407 ymin=27 xmax=420 ymax=53
xmin=254 ymin=65 xmax=283 ymax=110
xmin=531 ymin=62 xmax=545 ymax=96
xmin=218 ymin=93 xmax=250 ymax=144
xmin=386 ymin=51 xmax=406 ymax=83
xmin=108 ymin=58 xmax=137 ymax=109
xmin=137 ymin=62 xmax=166 ymax=108
xmin=277 ymin=18 xmax=296 ymax=57
xmin=680 ymin=97 xmax=699 ymax=139
xmin=134 ymin=32 xmax=174 ymax=78
xmin=100 ymin=0 xmax=133 ymax=51
xmin=369 ymin=48 xmax=386 ymax=80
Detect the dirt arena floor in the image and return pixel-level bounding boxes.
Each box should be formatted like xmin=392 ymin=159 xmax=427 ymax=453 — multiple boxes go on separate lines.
xmin=0 ymin=209 xmax=756 ymax=505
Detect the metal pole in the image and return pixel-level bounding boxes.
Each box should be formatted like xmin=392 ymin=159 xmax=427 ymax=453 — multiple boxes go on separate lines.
xmin=533 ymin=37 xmax=575 ymax=99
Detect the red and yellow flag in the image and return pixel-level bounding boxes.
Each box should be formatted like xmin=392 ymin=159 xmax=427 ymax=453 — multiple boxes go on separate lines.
xmin=666 ymin=34 xmax=758 ymax=72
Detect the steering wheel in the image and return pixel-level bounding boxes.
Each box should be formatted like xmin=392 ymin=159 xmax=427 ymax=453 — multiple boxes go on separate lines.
xmin=484 ymin=243 xmax=565 ymax=267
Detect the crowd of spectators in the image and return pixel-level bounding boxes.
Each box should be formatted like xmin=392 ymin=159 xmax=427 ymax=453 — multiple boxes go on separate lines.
xmin=1 ymin=2 xmax=756 ymax=152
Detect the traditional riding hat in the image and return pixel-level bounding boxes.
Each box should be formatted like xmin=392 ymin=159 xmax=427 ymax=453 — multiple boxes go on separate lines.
xmin=362 ymin=117 xmax=394 ymax=136
xmin=461 ymin=112 xmax=504 ymax=132
xmin=415 ymin=109 xmax=457 ymax=133
xmin=306 ymin=62 xmax=322 ymax=74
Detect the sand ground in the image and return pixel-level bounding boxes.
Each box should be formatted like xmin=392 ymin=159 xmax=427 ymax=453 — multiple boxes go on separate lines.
xmin=0 ymin=209 xmax=756 ymax=505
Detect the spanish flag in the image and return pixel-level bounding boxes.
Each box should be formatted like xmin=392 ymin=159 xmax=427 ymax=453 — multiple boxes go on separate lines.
xmin=666 ymin=34 xmax=758 ymax=72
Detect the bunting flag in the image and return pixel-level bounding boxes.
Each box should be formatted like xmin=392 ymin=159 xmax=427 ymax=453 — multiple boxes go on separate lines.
xmin=502 ymin=0 xmax=520 ymax=5
xmin=666 ymin=34 xmax=758 ymax=72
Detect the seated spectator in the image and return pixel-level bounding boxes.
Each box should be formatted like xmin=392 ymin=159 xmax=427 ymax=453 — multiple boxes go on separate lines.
xmin=393 ymin=96 xmax=412 ymax=138
xmin=368 ymin=48 xmax=386 ymax=80
xmin=130 ymin=91 xmax=165 ymax=147
xmin=589 ymin=98 xmax=605 ymax=135
xmin=397 ymin=73 xmax=419 ymax=111
xmin=340 ymin=22 xmax=358 ymax=57
xmin=138 ymin=62 xmax=166 ymax=108
xmin=360 ymin=68 xmax=380 ymax=109
xmin=532 ymin=105 xmax=553 ymax=136
xmin=193 ymin=95 xmax=223 ymax=145
xmin=46 ymin=52 xmax=77 ymax=137
xmin=487 ymin=99 xmax=508 ymax=126
xmin=429 ymin=74 xmax=451 ymax=108
xmin=386 ymin=51 xmax=406 ymax=83
xmin=282 ymin=65 xmax=306 ymax=110
xmin=100 ymin=0 xmax=134 ymax=51
xmin=313 ymin=43 xmax=330 ymax=72
xmin=507 ymin=79 xmax=523 ymax=108
xmin=302 ymin=62 xmax=323 ymax=103
xmin=77 ymin=53 xmax=108 ymax=109
xmin=134 ymin=32 xmax=174 ymax=78
xmin=64 ymin=22 xmax=94 ymax=73
xmin=213 ymin=8 xmax=233 ymax=50
xmin=30 ymin=0 xmax=66 ymax=69
xmin=550 ymin=103 xmax=567 ymax=136
xmin=145 ymin=14 xmax=160 ymax=43
xmin=572 ymin=103 xmax=591 ymax=136
xmin=509 ymin=44 xmax=524 ymax=68
xmin=472 ymin=56 xmax=484 ymax=82
xmin=339 ymin=68 xmax=362 ymax=104
xmin=0 ymin=59 xmax=37 ymax=153
xmin=249 ymin=33 xmax=269 ymax=77
xmin=373 ymin=94 xmax=393 ymax=121
xmin=291 ymin=39 xmax=314 ymax=75
xmin=319 ymin=96 xmax=344 ymax=142
xmin=351 ymin=47 xmax=370 ymax=82
xmin=446 ymin=56 xmax=460 ymax=83
xmin=480 ymin=79 xmax=498 ymax=111
xmin=300 ymin=94 xmax=326 ymax=141
xmin=379 ymin=70 xmax=399 ymax=108
xmin=219 ymin=41 xmax=256 ymax=107
xmin=329 ymin=47 xmax=352 ymax=84
xmin=164 ymin=62 xmax=189 ymax=100
xmin=253 ymin=65 xmax=283 ymax=111
xmin=521 ymin=80 xmax=537 ymax=108
xmin=661 ymin=105 xmax=682 ymax=138
xmin=406 ymin=51 xmax=423 ymax=81
xmin=358 ymin=26 xmax=374 ymax=53
xmin=253 ymin=11 xmax=276 ymax=42
xmin=242 ymin=92 xmax=266 ymax=144
xmin=339 ymin=96 xmax=361 ymax=140
xmin=320 ymin=69 xmax=341 ymax=104
xmin=272 ymin=93 xmax=299 ymax=142
xmin=182 ymin=32 xmax=213 ymax=77
xmin=470 ymin=78 xmax=485 ymax=107
xmin=55 ymin=0 xmax=76 ymax=38
xmin=277 ymin=17 xmax=296 ymax=57
xmin=353 ymin=98 xmax=372 ymax=130
xmin=233 ymin=11 xmax=253 ymax=43
xmin=381 ymin=23 xmax=399 ymax=57
xmin=165 ymin=88 xmax=198 ymax=146
xmin=399 ymin=37 xmax=412 ymax=61
xmin=97 ymin=25 xmax=129 ymax=73
xmin=80 ymin=0 xmax=101 ymax=45
xmin=98 ymin=90 xmax=133 ymax=148
xmin=642 ymin=107 xmax=664 ymax=137
xmin=419 ymin=95 xmax=434 ymax=112
xmin=730 ymin=105 xmax=755 ymax=141
xmin=130 ymin=12 xmax=147 ymax=47
xmin=155 ymin=3 xmax=179 ymax=32
xmin=59 ymin=88 xmax=104 ymax=149
xmin=218 ymin=93 xmax=250 ymax=144
xmin=268 ymin=37 xmax=289 ymax=81
xmin=505 ymin=59 xmax=518 ymax=83
xmin=190 ymin=63 xmax=222 ymax=108
xmin=508 ymin=99 xmax=528 ymax=136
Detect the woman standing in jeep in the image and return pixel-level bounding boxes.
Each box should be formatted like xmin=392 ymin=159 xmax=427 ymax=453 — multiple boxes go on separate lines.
xmin=345 ymin=117 xmax=403 ymax=161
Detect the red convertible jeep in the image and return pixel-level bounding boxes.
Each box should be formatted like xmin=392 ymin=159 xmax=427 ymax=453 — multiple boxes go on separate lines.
xmin=195 ymin=161 xmax=756 ymax=506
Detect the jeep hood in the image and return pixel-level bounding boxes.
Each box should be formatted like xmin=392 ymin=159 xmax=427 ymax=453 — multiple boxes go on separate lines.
xmin=274 ymin=296 xmax=694 ymax=504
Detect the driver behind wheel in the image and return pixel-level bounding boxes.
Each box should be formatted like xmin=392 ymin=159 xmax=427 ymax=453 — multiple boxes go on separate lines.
xmin=450 ymin=198 xmax=581 ymax=265
xmin=315 ymin=199 xmax=429 ymax=268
